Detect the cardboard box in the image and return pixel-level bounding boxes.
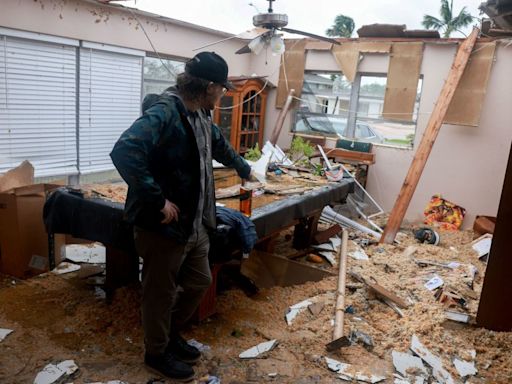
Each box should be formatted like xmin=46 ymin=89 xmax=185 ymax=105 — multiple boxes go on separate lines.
xmin=0 ymin=184 xmax=65 ymax=278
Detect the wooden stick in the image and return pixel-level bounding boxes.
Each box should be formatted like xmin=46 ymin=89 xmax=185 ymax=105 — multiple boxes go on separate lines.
xmin=380 ymin=28 xmax=479 ymax=244
xmin=333 ymin=229 xmax=349 ymax=340
xmin=270 ymin=89 xmax=295 ymax=145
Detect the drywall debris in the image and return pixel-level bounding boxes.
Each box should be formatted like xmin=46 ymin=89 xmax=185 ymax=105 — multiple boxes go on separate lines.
xmin=34 ymin=360 xmax=78 ymax=384
xmin=318 ymin=251 xmax=336 ymax=266
xmin=453 ymin=358 xmax=477 ymax=378
xmin=65 ymin=244 xmax=106 ymax=264
xmin=285 ymin=299 xmax=313 ymax=325
xmin=444 ymin=310 xmax=470 ymax=323
xmin=392 ymin=350 xmax=428 ymax=378
xmin=239 ymin=339 xmax=278 ymax=359
xmin=52 ymin=262 xmax=81 ymax=275
xmin=0 ymin=328 xmax=13 ymax=342
xmin=349 ymin=247 xmax=369 ymax=261
xmin=325 ymin=356 xmax=386 ymax=383
xmin=471 ymin=234 xmax=492 ymax=259
xmin=424 ymin=275 xmax=444 ymax=291
xmin=410 ymin=335 xmax=454 ymax=384
xmin=312 ymin=243 xmax=334 ymax=252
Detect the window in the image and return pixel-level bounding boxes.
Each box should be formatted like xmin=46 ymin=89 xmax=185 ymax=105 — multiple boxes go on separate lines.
xmin=143 ymin=56 xmax=184 ymax=96
xmin=293 ymin=71 xmax=423 ymax=148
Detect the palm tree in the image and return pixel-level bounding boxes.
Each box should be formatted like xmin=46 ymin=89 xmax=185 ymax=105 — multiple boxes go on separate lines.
xmin=326 ymin=15 xmax=355 ymax=38
xmin=422 ymin=0 xmax=474 ymax=38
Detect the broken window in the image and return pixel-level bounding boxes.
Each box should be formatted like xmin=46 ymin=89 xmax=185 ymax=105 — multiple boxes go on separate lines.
xmin=143 ymin=56 xmax=184 ymax=96
xmin=293 ymin=71 xmax=423 ymax=148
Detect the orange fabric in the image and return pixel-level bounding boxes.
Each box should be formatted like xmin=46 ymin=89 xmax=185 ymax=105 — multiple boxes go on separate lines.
xmin=424 ymin=194 xmax=466 ymax=230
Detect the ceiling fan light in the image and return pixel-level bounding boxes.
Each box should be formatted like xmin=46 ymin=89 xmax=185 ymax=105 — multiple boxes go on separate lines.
xmin=248 ymin=36 xmax=265 ymax=55
xmin=270 ymin=35 xmax=285 ymax=55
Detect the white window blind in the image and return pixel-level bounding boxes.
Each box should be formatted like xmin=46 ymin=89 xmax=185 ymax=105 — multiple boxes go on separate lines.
xmin=0 ymin=35 xmax=78 ymax=177
xmin=79 ymin=47 xmax=143 ymax=174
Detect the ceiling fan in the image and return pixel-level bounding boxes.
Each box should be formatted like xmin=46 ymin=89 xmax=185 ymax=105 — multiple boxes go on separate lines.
xmin=194 ymin=0 xmax=340 ymax=55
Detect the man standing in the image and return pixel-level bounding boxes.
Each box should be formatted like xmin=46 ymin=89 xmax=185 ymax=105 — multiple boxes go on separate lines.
xmin=111 ymin=52 xmax=253 ymax=382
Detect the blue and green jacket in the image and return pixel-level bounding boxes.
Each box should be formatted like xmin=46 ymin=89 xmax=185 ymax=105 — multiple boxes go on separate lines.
xmin=110 ymin=91 xmax=251 ymax=243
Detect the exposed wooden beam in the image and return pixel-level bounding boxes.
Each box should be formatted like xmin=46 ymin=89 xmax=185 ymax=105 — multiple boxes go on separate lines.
xmin=380 ymin=28 xmax=479 ymax=244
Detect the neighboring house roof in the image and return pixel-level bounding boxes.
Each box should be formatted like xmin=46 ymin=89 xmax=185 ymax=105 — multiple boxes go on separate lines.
xmin=480 ymin=0 xmax=512 ymax=31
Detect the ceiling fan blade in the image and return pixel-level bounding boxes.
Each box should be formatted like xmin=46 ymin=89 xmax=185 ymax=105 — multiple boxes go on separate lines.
xmin=235 ymin=44 xmax=253 ymax=54
xmin=237 ymin=27 xmax=270 ymax=40
xmin=280 ymin=27 xmax=341 ymax=45
xmin=194 ymin=27 xmax=270 ymax=52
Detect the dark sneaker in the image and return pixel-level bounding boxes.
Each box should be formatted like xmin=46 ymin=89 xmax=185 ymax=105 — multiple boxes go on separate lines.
xmin=144 ymin=353 xmax=195 ymax=382
xmin=166 ymin=335 xmax=201 ymax=363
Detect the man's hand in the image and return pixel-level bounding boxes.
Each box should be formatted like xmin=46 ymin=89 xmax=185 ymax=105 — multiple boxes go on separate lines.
xmin=245 ymin=170 xmax=260 ymax=183
xmin=160 ymin=199 xmax=180 ymax=224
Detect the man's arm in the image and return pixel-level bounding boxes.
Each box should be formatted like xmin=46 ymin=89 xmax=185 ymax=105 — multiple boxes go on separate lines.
xmin=110 ymin=106 xmax=169 ymax=211
xmin=211 ymin=123 xmax=251 ymax=179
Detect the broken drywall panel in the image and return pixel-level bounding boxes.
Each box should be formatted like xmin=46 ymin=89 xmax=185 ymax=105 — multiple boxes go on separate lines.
xmin=325 ymin=356 xmax=386 ymax=383
xmin=65 ymin=244 xmax=106 ymax=264
xmin=349 ymin=242 xmax=369 ymax=261
xmin=444 ymin=310 xmax=471 ymax=323
xmin=453 ymin=358 xmax=477 ymax=378
xmin=472 ymin=235 xmax=492 ymax=259
xmin=318 ymin=251 xmax=336 ymax=266
xmin=34 ymin=360 xmax=78 ymax=384
xmin=312 ymin=243 xmax=335 ymax=252
xmin=444 ymin=42 xmax=497 ymax=126
xmin=285 ymin=298 xmax=313 ymax=325
xmin=331 ymin=42 xmax=391 ymax=82
xmin=0 ymin=328 xmax=13 ymax=342
xmin=410 ymin=334 xmax=455 ymax=384
xmin=276 ymin=39 xmax=307 ymax=108
xmin=52 ymin=262 xmax=81 ymax=275
xmin=424 ymin=275 xmax=444 ymax=291
xmin=239 ymin=339 xmax=278 ymax=359
xmin=383 ymin=42 xmax=424 ymax=122
xmin=392 ymin=350 xmax=428 ymax=378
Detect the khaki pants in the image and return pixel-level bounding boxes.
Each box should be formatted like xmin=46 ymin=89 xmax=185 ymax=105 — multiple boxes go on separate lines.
xmin=134 ymin=225 xmax=212 ymax=355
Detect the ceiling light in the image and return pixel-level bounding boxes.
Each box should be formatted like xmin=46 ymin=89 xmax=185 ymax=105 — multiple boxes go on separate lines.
xmin=270 ymin=35 xmax=285 ymax=55
xmin=248 ymin=36 xmax=265 ymax=55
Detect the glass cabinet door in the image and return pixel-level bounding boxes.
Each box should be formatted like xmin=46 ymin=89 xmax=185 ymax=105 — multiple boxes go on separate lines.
xmin=239 ymin=90 xmax=261 ymax=153
xmin=218 ymin=95 xmax=234 ymax=141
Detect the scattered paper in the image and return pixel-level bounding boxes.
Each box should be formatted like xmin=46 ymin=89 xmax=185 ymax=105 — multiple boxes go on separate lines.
xmin=392 ymin=350 xmax=428 ymax=378
xmin=472 ymin=236 xmax=492 ymax=258
xmin=239 ymin=339 xmax=278 ymax=359
xmin=326 ymin=357 xmax=386 ymax=383
xmin=52 ymin=262 xmax=81 ymax=275
xmin=453 ymin=358 xmax=477 ymax=378
xmin=65 ymin=244 xmax=106 ymax=264
xmin=410 ymin=335 xmax=454 ymax=384
xmin=424 ymin=275 xmax=444 ymax=291
xmin=285 ymin=299 xmax=313 ymax=325
xmin=0 ymin=328 xmax=13 ymax=342
xmin=34 ymin=360 xmax=78 ymax=384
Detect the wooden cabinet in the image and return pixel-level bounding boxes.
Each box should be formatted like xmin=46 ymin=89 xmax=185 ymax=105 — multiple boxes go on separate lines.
xmin=213 ymin=78 xmax=268 ymax=153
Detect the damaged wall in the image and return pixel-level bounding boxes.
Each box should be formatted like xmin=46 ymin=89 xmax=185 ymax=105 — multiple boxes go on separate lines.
xmin=259 ymin=41 xmax=512 ymax=229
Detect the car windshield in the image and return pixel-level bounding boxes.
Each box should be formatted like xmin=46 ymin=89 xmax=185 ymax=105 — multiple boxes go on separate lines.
xmin=297 ymin=116 xmax=347 ymax=135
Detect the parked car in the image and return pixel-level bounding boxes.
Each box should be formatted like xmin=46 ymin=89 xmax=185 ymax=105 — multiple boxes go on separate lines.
xmin=294 ymin=115 xmax=384 ymax=143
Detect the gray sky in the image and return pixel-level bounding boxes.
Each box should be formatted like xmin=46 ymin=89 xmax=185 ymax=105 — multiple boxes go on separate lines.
xmin=123 ymin=0 xmax=484 ymax=37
